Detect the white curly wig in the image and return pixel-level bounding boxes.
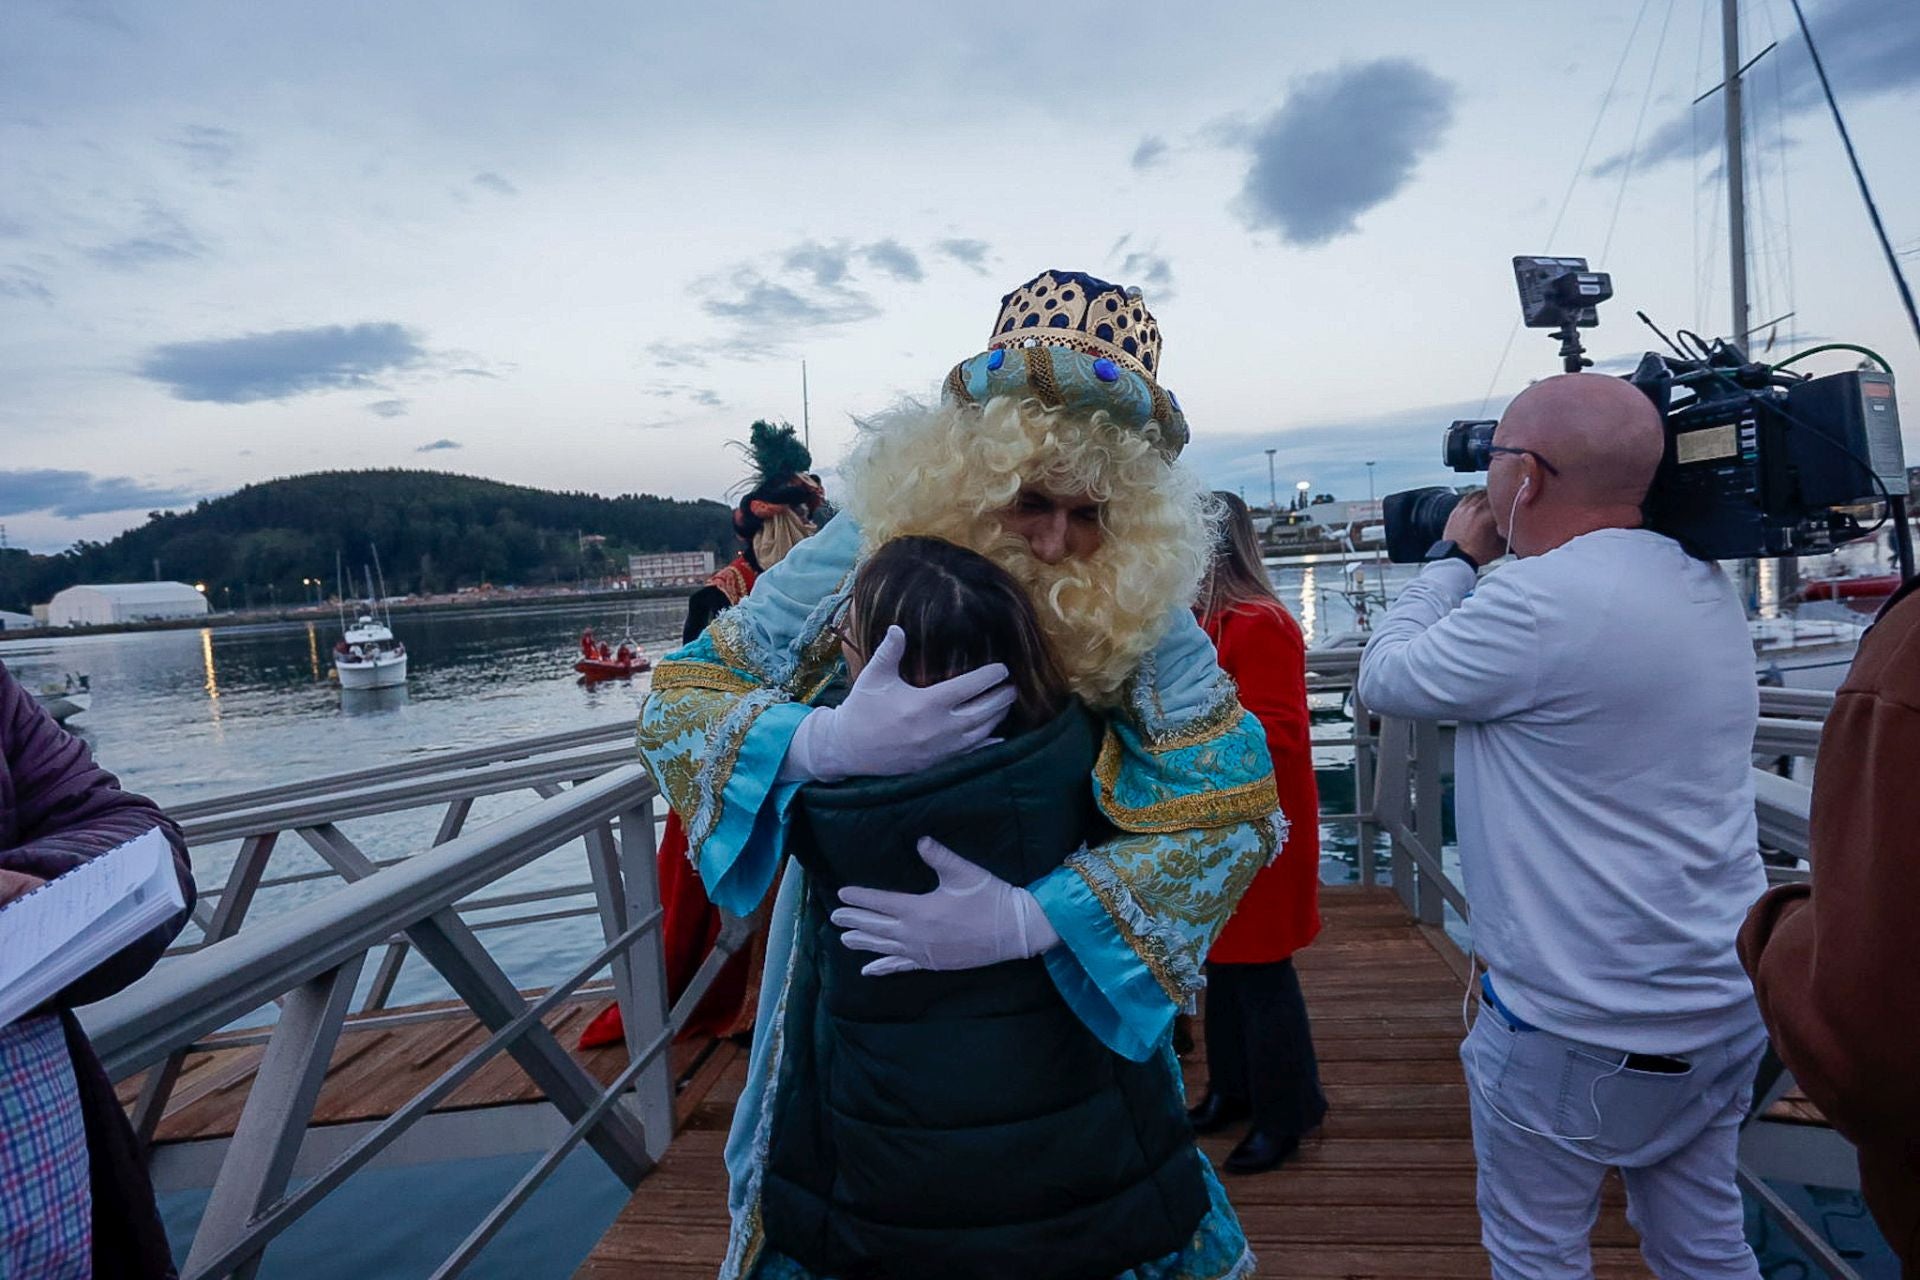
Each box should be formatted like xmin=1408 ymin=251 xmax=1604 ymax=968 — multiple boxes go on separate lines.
xmin=838 ymin=394 xmax=1216 ymax=705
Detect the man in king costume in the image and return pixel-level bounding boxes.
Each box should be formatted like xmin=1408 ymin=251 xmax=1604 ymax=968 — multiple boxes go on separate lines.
xmin=638 ymin=270 xmax=1283 ymax=1279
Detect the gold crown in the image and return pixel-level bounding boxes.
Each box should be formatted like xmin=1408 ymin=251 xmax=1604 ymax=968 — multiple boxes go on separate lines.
xmin=987 ymin=270 xmax=1164 ymax=381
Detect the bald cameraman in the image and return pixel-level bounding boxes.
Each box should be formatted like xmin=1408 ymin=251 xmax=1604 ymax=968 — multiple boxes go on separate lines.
xmin=1358 ymin=373 xmax=1767 ymax=1278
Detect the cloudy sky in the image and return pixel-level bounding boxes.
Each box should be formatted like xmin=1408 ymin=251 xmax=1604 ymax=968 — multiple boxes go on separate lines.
xmin=3 ymin=0 xmax=1917 ymax=551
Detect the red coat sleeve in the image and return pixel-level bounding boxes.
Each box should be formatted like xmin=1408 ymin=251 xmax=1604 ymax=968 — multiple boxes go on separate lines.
xmin=1216 ymin=604 xmax=1311 ymax=777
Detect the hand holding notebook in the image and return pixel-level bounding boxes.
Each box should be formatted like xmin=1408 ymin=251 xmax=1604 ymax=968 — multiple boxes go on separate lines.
xmin=0 ymin=826 xmax=185 ymax=1027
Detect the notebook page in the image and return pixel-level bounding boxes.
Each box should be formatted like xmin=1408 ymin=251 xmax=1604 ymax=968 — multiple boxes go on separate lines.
xmin=0 ymin=826 xmax=183 ymax=1027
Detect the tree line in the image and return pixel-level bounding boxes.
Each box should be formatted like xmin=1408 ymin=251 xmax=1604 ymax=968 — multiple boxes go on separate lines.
xmin=0 ymin=469 xmax=738 ymax=613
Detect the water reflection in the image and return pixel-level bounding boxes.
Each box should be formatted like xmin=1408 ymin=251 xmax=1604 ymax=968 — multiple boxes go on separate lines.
xmin=340 ymin=685 xmax=410 ymax=715
xmin=307 ymin=622 xmax=323 ymax=683
xmin=199 ymin=628 xmax=221 ymax=724
xmin=1297 ymin=565 xmax=1317 ymax=642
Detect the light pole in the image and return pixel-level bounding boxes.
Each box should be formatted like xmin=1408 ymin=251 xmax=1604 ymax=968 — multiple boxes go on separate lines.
xmin=1295 ymin=479 xmax=1311 ymax=512
xmin=1264 ymin=448 xmax=1278 ymax=515
xmin=1367 ymin=460 xmax=1376 ymax=504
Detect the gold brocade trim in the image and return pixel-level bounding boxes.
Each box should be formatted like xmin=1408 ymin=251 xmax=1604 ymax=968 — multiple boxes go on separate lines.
xmin=1143 ymin=690 xmax=1246 ymax=753
xmin=646 ymin=660 xmax=762 ymax=696
xmin=709 ymin=562 xmax=753 ymax=607
xmin=1069 ymin=859 xmax=1186 ymax=1002
xmin=709 ymin=616 xmax=756 ymax=677
xmin=944 ymin=363 xmax=975 ymax=405
xmin=1094 ymin=730 xmax=1280 ymax=833
xmin=1024 ymin=345 xmax=1063 ymax=407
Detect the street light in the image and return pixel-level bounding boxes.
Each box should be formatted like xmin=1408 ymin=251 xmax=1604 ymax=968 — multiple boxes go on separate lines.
xmin=1366 ymin=460 xmax=1376 ymax=504
xmin=1263 ymin=448 xmax=1278 ymax=515
xmin=1295 ymin=479 xmax=1311 ymax=512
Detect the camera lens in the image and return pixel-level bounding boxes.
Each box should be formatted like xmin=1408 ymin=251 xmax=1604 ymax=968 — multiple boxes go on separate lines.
xmin=1382 ymin=487 xmax=1463 ymax=562
xmin=1444 ymin=420 xmax=1497 ymax=472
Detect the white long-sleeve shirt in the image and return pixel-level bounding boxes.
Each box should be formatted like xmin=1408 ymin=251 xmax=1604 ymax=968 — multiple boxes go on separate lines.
xmin=1357 ymin=528 xmax=1765 ymax=1054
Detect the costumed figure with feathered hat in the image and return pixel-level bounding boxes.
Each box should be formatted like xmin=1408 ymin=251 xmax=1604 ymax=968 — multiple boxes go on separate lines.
xmin=638 ymin=271 xmax=1281 ymax=1279
xmin=581 ymin=422 xmax=825 ymax=1051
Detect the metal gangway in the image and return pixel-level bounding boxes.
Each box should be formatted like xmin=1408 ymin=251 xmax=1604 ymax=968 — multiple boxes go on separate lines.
xmin=79 ymin=655 xmax=1860 ymax=1278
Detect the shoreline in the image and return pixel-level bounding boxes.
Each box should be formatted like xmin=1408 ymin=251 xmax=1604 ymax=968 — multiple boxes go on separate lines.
xmin=0 ymin=582 xmax=701 ymax=643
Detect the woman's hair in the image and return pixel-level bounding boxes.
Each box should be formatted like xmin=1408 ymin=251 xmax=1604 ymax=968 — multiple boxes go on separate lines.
xmin=848 ymin=536 xmax=1069 ymax=734
xmin=838 ymin=395 xmax=1215 ymax=704
xmin=1195 ymin=490 xmax=1281 ymax=617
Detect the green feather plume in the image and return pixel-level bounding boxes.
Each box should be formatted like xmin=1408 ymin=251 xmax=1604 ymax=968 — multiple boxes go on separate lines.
xmin=745 ymin=419 xmax=812 ymax=486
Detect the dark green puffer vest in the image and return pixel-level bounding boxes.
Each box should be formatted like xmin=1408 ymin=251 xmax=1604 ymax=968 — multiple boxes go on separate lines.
xmin=760 ymin=703 xmax=1209 ymax=1280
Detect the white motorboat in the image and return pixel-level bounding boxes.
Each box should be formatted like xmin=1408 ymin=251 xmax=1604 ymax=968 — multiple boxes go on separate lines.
xmin=333 ymin=614 xmax=408 ymax=690
xmin=34 ymin=674 xmax=92 ymax=723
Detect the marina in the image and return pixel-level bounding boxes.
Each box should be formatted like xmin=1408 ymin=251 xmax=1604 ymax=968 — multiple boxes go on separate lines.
xmin=4 ymin=612 xmax=1883 ymax=1276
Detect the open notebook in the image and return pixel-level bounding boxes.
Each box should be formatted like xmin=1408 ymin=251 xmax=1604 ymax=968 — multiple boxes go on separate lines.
xmin=0 ymin=826 xmax=185 ymax=1028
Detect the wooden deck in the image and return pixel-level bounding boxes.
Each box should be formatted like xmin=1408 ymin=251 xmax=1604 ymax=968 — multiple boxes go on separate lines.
xmin=115 ymin=992 xmax=664 ymax=1144
xmin=577 ymin=886 xmax=1660 ymax=1278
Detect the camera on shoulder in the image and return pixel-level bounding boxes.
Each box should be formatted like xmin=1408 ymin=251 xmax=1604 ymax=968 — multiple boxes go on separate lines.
xmin=1383 ymin=256 xmax=1911 ymax=568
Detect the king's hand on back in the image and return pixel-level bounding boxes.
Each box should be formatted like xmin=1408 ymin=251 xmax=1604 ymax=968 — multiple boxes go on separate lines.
xmin=781 ymin=625 xmax=1016 ymax=783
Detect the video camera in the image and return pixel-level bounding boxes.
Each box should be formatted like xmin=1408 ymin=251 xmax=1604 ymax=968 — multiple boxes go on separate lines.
xmin=1383 ymin=256 xmax=1911 ymax=568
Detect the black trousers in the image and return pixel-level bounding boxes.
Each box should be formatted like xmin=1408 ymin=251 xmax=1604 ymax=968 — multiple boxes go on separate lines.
xmin=1202 ymin=958 xmax=1328 ymax=1137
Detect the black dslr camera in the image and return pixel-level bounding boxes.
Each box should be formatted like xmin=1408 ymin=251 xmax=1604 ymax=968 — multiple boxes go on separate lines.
xmin=1383 ymin=256 xmax=1911 ymax=567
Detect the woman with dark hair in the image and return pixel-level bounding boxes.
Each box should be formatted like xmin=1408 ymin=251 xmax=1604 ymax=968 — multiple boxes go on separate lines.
xmin=754 ymin=536 xmax=1220 ymax=1280
xmin=1185 ymin=491 xmax=1327 ymax=1174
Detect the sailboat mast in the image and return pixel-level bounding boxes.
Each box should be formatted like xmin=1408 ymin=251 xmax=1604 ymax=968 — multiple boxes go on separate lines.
xmin=1722 ymin=0 xmax=1750 ymax=345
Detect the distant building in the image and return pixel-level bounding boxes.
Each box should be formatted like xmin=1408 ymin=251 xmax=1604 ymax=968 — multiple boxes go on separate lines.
xmin=628 ymin=550 xmax=716 ymax=589
xmin=0 ymin=610 xmax=34 ymax=631
xmin=48 ymin=582 xmax=210 ymax=627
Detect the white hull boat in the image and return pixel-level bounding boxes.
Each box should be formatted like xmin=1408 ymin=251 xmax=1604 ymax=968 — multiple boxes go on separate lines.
xmin=334 ymin=613 xmax=408 ymax=690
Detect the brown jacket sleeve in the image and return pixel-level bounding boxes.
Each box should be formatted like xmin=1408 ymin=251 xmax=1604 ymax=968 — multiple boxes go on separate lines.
xmin=1739 ymin=584 xmax=1920 ymax=1265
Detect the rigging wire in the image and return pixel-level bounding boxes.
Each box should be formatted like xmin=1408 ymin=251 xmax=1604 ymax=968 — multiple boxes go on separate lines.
xmin=1477 ymin=0 xmax=1657 ymax=415
xmin=1760 ymin=0 xmax=1798 ymax=353
xmin=1601 ymin=0 xmax=1681 ymax=264
xmin=1786 ymin=0 xmax=1920 ymax=355
xmin=1690 ymin=0 xmax=1714 ymax=323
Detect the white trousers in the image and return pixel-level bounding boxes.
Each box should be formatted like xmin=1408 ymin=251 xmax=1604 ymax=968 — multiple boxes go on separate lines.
xmin=1461 ymin=1009 xmax=1766 ymax=1279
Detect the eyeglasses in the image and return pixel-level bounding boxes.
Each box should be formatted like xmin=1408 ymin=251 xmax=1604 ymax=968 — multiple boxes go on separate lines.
xmin=1488 ymin=444 xmax=1561 ymax=476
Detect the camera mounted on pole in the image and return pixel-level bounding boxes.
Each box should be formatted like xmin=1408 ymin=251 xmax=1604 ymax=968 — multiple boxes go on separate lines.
xmin=1514 ymin=256 xmax=1615 ymax=374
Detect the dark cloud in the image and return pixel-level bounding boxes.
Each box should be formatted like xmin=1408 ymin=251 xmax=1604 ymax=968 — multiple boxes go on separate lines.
xmin=365 ymin=398 xmax=409 ymax=417
xmin=175 ymin=125 xmax=243 ymax=181
xmin=472 ymin=171 xmax=518 ymax=196
xmin=1131 ymin=136 xmax=1169 ymax=170
xmin=1592 ymin=0 xmax=1920 ymax=176
xmin=139 ymin=321 xmax=427 ymax=403
xmin=416 ymin=438 xmax=461 ymax=452
xmin=0 ymin=268 xmax=53 ymax=303
xmin=646 ymin=340 xmax=709 ymax=368
xmin=1119 ymin=250 xmax=1174 ymax=296
xmin=862 ymin=238 xmax=924 ymax=282
xmin=781 ymin=241 xmax=854 ymax=288
xmin=0 ymin=468 xmax=199 ymax=518
xmin=1234 ymin=58 xmax=1457 ymax=247
xmin=646 ymin=381 xmax=726 ymax=409
xmin=85 ymin=203 xmax=206 ymax=269
xmin=935 ymin=238 xmax=992 ymax=273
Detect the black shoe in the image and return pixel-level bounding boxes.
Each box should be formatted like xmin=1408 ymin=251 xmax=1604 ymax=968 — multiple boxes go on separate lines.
xmin=1186 ymin=1092 xmax=1250 ymax=1134
xmin=1222 ymin=1129 xmax=1302 ymax=1175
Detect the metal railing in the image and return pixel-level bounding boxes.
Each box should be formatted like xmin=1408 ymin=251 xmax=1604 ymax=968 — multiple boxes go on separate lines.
xmin=84 ymin=727 xmax=678 ymax=1280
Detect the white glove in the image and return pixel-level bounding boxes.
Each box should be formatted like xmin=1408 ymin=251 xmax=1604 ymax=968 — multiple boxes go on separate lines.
xmin=830 ymin=836 xmax=1061 ymax=976
xmin=779 ymin=625 xmax=1016 ymax=783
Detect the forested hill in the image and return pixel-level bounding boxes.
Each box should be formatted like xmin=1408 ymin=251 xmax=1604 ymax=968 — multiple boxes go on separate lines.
xmin=0 ymin=469 xmax=736 ymax=612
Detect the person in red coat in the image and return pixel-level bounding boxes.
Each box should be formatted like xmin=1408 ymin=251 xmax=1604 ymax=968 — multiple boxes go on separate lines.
xmin=1185 ymin=490 xmax=1326 ymax=1174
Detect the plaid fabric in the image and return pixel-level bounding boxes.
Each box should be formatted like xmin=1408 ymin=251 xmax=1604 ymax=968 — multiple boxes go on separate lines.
xmin=0 ymin=1015 xmax=91 ymax=1279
